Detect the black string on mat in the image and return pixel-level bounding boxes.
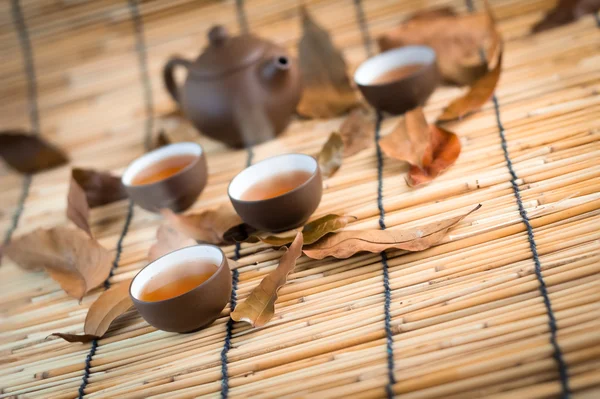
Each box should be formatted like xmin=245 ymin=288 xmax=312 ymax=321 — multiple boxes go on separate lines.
xmin=375 ymin=112 xmax=396 ymax=399
xmin=465 ymin=1 xmax=571 ymax=397
xmin=236 ymin=0 xmax=249 ymax=34
xmin=353 ymin=0 xmax=374 ymax=57
xmin=5 ymin=1 xmax=37 ymax=252
xmin=127 ymin=0 xmax=155 ymax=151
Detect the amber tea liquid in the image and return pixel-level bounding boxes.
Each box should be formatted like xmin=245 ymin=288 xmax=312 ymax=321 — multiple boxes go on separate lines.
xmin=372 ymin=64 xmax=422 ymax=84
xmin=139 ymin=261 xmax=218 ymax=302
xmin=131 ymin=154 xmax=197 ymax=186
xmin=241 ymin=170 xmax=312 ymax=201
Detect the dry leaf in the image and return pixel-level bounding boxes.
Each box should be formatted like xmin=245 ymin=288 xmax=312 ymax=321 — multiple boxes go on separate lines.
xmin=304 ymin=205 xmax=480 ymax=259
xmin=377 ymin=5 xmax=498 ymax=85
xmin=67 ymin=175 xmax=92 ymax=237
xmin=52 ymin=280 xmax=133 ymax=343
xmin=0 ymin=130 xmax=68 ymax=174
xmin=254 ymin=214 xmax=357 ymax=246
xmin=161 ymin=204 xmax=242 ymax=245
xmin=296 ymin=7 xmax=358 ymax=118
xmin=72 ymin=168 xmax=128 ymax=208
xmin=533 ymin=0 xmax=600 ymax=33
xmin=380 ymin=108 xmax=461 ymax=186
xmin=317 ymin=133 xmax=344 ymax=179
xmin=407 ymin=7 xmax=457 ymax=21
xmin=152 ymin=130 xmax=171 ymax=150
xmin=148 ymin=224 xmax=197 ymax=262
xmin=5 ymin=227 xmax=112 ymax=300
xmin=437 ymin=47 xmax=503 ymax=122
xmin=340 ymin=107 xmax=375 ymax=157
xmin=231 ymin=232 xmax=303 ymax=327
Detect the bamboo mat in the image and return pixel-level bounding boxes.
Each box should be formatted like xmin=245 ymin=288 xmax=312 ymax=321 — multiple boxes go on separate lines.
xmin=1 ymin=0 xmax=600 ymax=397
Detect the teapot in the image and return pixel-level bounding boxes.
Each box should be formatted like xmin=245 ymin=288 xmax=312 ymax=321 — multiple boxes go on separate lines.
xmin=163 ymin=25 xmax=302 ymax=148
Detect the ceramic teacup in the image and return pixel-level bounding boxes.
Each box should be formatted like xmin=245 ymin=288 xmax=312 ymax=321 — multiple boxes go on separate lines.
xmin=354 ymin=45 xmax=439 ymax=115
xmin=121 ymin=142 xmax=207 ymax=212
xmin=228 ymin=153 xmax=322 ymax=232
xmin=130 ymin=245 xmax=232 ymax=333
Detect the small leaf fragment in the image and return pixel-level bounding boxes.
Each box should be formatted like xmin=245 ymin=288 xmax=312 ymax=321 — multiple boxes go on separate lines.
xmin=303 ymin=205 xmax=480 ymax=259
xmin=153 ymin=130 xmax=171 ymax=150
xmin=5 ymin=227 xmax=113 ymax=300
xmin=317 ymin=133 xmax=344 ymax=179
xmin=231 ymin=232 xmax=303 ymax=327
xmin=0 ymin=130 xmax=68 ymax=174
xmin=532 ymin=0 xmax=600 ymax=33
xmin=340 ymin=107 xmax=375 ymax=157
xmin=52 ymin=280 xmax=133 ymax=343
xmin=296 ymin=7 xmax=358 ymax=118
xmin=148 ymin=224 xmax=197 ymax=262
xmin=160 ymin=203 xmax=242 ymax=245
xmin=67 ymin=175 xmax=92 ymax=237
xmin=72 ymin=168 xmax=128 ymax=208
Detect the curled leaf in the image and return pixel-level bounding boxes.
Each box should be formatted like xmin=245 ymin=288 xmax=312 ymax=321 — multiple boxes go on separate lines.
xmin=304 ymin=205 xmax=480 ymax=259
xmin=148 ymin=224 xmax=197 ymax=262
xmin=223 ymin=223 xmax=260 ymax=244
xmin=380 ymin=108 xmax=461 ymax=186
xmin=5 ymin=227 xmax=112 ymax=300
xmin=437 ymin=47 xmax=503 ymax=122
xmin=532 ymin=0 xmax=600 ymax=33
xmin=231 ymin=232 xmax=303 ymax=327
xmin=161 ymin=204 xmax=242 ymax=245
xmin=340 ymin=107 xmax=375 ymax=157
xmin=377 ymin=5 xmax=498 ymax=85
xmin=72 ymin=168 xmax=128 ymax=208
xmin=296 ymin=7 xmax=358 ymax=118
xmin=67 ymin=175 xmax=92 ymax=237
xmin=52 ymin=280 xmax=133 ymax=343
xmin=256 ymin=214 xmax=357 ymax=246
xmin=0 ymin=130 xmax=68 ymax=174
xmin=317 ymin=133 xmax=344 ymax=179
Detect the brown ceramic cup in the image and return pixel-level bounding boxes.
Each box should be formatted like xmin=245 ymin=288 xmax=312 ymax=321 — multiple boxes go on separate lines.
xmin=228 ymin=153 xmax=322 ymax=232
xmin=121 ymin=142 xmax=207 ymax=213
xmin=354 ymin=45 xmax=440 ymax=115
xmin=129 ymin=245 xmax=232 ymax=333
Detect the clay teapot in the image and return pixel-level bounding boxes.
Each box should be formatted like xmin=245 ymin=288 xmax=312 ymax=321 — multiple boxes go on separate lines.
xmin=163 ymin=25 xmax=302 ymax=148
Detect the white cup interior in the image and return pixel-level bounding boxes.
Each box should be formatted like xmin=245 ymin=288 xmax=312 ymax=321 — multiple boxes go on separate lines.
xmin=130 ymin=245 xmax=223 ymax=300
xmin=121 ymin=142 xmax=202 ymax=186
xmin=354 ymin=45 xmax=436 ymax=86
xmin=228 ymin=153 xmax=317 ymax=200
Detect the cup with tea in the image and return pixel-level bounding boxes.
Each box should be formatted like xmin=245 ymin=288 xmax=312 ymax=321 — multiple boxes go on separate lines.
xmin=130 ymin=245 xmax=232 ymax=333
xmin=354 ymin=45 xmax=440 ymax=115
xmin=122 ymin=142 xmax=207 ymax=212
xmin=228 ymin=153 xmax=322 ymax=232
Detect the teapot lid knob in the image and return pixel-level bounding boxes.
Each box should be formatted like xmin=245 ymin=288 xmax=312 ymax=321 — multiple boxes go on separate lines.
xmin=208 ymin=25 xmax=229 ymax=46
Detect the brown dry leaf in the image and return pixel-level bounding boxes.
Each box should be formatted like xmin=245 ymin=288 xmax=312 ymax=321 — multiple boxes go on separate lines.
xmin=148 ymin=224 xmax=197 ymax=262
xmin=0 ymin=130 xmax=68 ymax=174
xmin=317 ymin=132 xmax=344 ymax=179
xmin=5 ymin=227 xmax=112 ymax=300
xmin=231 ymin=232 xmax=303 ymax=327
xmin=296 ymin=7 xmax=358 ymax=118
xmin=533 ymin=0 xmax=600 ymax=33
xmin=153 ymin=130 xmax=171 ymax=150
xmin=223 ymin=223 xmax=260 ymax=244
xmin=254 ymin=214 xmax=357 ymax=246
xmin=340 ymin=107 xmax=375 ymax=157
xmin=161 ymin=204 xmax=242 ymax=245
xmin=380 ymin=107 xmax=431 ymax=170
xmin=72 ymin=168 xmax=128 ymax=208
xmin=304 ymin=205 xmax=480 ymax=259
xmin=52 ymin=280 xmax=133 ymax=343
xmin=377 ymin=4 xmax=498 ymax=85
xmin=380 ymin=108 xmax=461 ymax=186
xmin=67 ymin=175 xmax=92 ymax=237
xmin=407 ymin=125 xmax=461 ymax=187
xmin=437 ymin=46 xmax=503 ymax=122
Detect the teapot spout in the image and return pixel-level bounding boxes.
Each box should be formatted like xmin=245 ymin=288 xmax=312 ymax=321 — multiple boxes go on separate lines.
xmin=261 ymin=55 xmax=290 ymax=84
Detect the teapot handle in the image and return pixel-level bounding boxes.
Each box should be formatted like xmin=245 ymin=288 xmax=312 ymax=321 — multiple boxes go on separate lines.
xmin=163 ymin=57 xmax=191 ymax=104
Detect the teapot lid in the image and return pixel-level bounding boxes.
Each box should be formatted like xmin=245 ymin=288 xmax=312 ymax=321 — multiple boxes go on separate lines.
xmin=191 ymin=25 xmax=267 ymax=78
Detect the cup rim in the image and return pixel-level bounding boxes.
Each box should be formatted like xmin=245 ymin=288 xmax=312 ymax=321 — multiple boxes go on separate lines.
xmin=353 ymin=45 xmax=436 ymax=87
xmin=227 ymin=153 xmax=319 ymax=204
xmin=129 ymin=244 xmax=227 ymax=304
xmin=121 ymin=142 xmax=204 ymax=188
